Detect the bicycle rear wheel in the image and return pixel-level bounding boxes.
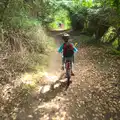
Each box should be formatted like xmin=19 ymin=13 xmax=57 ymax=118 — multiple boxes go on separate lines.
xmin=65 ymin=61 xmax=71 ymax=90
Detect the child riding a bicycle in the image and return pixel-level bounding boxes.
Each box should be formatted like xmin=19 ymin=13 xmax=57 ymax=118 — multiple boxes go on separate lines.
xmin=58 ymin=33 xmax=78 ymax=75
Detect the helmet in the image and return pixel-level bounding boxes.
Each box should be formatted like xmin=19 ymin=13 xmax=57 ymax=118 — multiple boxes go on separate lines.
xmin=62 ymin=33 xmax=70 ymax=42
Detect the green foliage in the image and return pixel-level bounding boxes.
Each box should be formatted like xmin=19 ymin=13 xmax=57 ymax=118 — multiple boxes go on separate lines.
xmin=0 ymin=0 xmax=60 ymax=29
xmin=93 ymin=0 xmax=120 ymax=12
xmin=68 ymin=0 xmax=120 ymax=50
xmin=81 ymin=0 xmax=93 ymax=7
xmin=49 ymin=9 xmax=71 ymax=30
xmin=6 ymin=13 xmax=40 ymax=29
xmin=69 ymin=5 xmax=88 ymax=30
xmin=72 ymin=0 xmax=92 ymax=7
xmin=101 ymin=26 xmax=120 ymax=51
xmin=88 ymin=7 xmax=112 ymax=26
xmin=1 ymin=0 xmax=120 ymax=50
xmin=101 ymin=27 xmax=117 ymax=43
xmin=112 ymin=38 xmax=119 ymax=48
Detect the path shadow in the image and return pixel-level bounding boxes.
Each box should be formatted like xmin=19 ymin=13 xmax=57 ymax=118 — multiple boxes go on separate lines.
xmin=38 ymin=72 xmax=68 ymax=102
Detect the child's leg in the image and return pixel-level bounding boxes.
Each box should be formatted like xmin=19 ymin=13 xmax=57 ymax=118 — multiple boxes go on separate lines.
xmin=62 ymin=56 xmax=65 ymax=70
xmin=71 ymin=56 xmax=75 ymax=76
xmin=62 ymin=56 xmax=65 ymax=65
xmin=73 ymin=55 xmax=74 ymax=63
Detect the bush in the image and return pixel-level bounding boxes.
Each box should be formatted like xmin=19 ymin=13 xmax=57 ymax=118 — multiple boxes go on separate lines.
xmin=101 ymin=26 xmax=120 ymax=51
xmin=101 ymin=27 xmax=117 ymax=43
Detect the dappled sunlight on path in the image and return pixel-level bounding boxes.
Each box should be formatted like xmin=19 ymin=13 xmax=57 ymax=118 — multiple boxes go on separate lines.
xmin=0 ymin=67 xmax=70 ymax=120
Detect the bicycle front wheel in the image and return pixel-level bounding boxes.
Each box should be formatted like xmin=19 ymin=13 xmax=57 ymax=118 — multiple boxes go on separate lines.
xmin=66 ymin=68 xmax=71 ymax=88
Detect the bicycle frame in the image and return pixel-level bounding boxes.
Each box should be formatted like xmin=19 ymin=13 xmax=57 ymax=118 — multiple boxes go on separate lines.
xmin=65 ymin=60 xmax=72 ymax=88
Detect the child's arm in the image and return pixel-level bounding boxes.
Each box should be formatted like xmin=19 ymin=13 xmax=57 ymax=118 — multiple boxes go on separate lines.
xmin=72 ymin=43 xmax=78 ymax=53
xmin=73 ymin=47 xmax=78 ymax=53
xmin=58 ymin=44 xmax=64 ymax=53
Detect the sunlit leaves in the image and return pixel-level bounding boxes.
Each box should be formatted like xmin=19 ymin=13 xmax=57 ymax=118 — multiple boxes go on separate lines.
xmin=93 ymin=0 xmax=120 ymax=12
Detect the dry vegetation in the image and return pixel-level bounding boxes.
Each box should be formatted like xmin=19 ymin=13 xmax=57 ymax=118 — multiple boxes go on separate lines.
xmin=0 ymin=26 xmax=56 ymax=119
xmin=0 ymin=26 xmax=55 ymax=85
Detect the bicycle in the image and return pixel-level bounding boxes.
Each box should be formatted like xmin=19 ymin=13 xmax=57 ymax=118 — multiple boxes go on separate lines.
xmin=59 ymin=42 xmax=78 ymax=90
xmin=65 ymin=42 xmax=77 ymax=89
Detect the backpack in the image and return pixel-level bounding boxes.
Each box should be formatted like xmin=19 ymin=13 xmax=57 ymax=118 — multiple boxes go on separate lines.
xmin=63 ymin=43 xmax=74 ymax=57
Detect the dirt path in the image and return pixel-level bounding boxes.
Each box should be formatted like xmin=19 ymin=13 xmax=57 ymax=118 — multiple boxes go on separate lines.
xmin=66 ymin=45 xmax=120 ymax=120
xmin=47 ymin=32 xmax=120 ymax=120
xmin=1 ymin=32 xmax=120 ymax=120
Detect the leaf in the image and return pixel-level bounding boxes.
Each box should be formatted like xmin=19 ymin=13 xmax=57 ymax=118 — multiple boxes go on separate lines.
xmin=110 ymin=118 xmax=113 ymax=120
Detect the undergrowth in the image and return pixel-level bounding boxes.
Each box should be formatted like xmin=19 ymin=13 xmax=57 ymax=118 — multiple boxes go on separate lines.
xmin=0 ymin=25 xmax=56 ymax=119
xmin=0 ymin=26 xmax=55 ymax=85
